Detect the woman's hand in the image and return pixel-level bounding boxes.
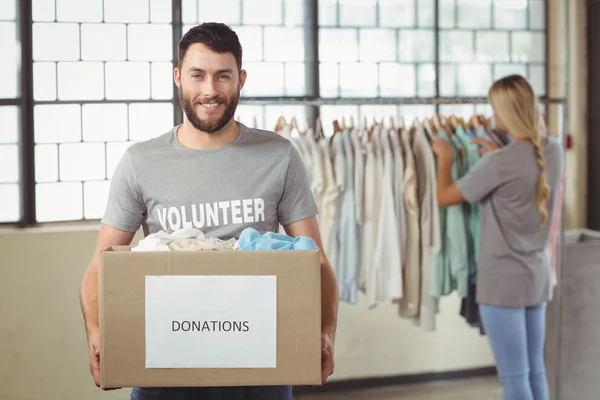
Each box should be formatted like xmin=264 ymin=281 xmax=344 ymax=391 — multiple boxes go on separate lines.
xmin=471 ymin=138 xmax=498 ymax=155
xmin=432 ymin=138 xmax=452 ymax=161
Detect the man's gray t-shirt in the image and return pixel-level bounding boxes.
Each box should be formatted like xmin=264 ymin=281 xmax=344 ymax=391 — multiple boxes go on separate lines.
xmin=456 ymin=137 xmax=563 ymax=308
xmin=101 ymin=123 xmax=318 ymax=239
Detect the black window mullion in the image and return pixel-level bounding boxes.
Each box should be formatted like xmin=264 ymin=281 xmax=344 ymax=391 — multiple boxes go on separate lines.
xmin=305 ymin=0 xmax=320 ymax=128
xmin=172 ymin=0 xmax=183 ymax=126
xmin=19 ymin=0 xmax=36 ymax=226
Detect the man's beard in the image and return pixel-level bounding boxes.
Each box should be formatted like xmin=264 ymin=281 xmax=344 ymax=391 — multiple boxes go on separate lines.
xmin=179 ymin=89 xmax=239 ymax=133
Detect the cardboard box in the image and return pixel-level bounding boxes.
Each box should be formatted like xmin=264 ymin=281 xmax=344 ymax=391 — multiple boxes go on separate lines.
xmin=98 ymin=246 xmax=322 ymax=389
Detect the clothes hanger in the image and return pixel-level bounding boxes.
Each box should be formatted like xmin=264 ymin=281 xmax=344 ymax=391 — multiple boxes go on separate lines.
xmin=432 ymin=115 xmax=442 ymax=132
xmin=274 ymin=116 xmax=286 ymax=132
xmin=314 ymin=117 xmax=323 ymax=140
xmin=330 ymin=119 xmax=342 ymax=145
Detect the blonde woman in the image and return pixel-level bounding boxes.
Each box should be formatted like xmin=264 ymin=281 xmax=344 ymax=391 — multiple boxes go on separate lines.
xmin=432 ymin=75 xmax=563 ymax=400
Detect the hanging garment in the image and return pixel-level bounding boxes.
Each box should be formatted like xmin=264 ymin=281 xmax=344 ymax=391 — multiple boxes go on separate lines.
xmin=237 ymin=227 xmax=317 ymax=250
xmin=399 ymin=126 xmax=422 ymax=320
xmin=329 ymin=133 xmax=345 ymax=284
xmin=388 ymin=128 xmax=406 ymax=265
xmin=336 ymin=129 xmax=360 ymax=304
xmin=298 ymin=130 xmax=325 ymax=227
xmin=360 ymin=129 xmax=381 ymax=294
xmin=410 ymin=123 xmax=440 ymax=332
xmin=132 ymin=228 xmax=238 ymax=251
xmin=352 ymin=128 xmax=366 ymax=226
xmin=318 ymin=136 xmax=341 ymax=260
xmin=370 ymin=128 xmax=403 ymax=307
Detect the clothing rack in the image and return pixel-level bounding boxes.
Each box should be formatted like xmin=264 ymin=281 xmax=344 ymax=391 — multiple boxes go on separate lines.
xmin=238 ymin=96 xmax=568 ymax=106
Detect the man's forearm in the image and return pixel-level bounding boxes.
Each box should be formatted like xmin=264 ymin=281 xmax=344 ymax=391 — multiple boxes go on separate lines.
xmin=321 ymin=260 xmax=338 ymax=338
xmin=80 ymin=263 xmax=100 ymax=334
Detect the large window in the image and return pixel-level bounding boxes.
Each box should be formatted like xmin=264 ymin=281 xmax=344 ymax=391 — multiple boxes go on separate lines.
xmin=6 ymin=0 xmax=547 ymax=225
xmin=0 ymin=0 xmax=20 ymax=223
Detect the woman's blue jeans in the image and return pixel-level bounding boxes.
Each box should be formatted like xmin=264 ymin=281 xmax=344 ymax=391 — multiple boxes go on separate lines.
xmin=130 ymin=385 xmax=293 ymax=400
xmin=479 ymin=302 xmax=549 ymax=400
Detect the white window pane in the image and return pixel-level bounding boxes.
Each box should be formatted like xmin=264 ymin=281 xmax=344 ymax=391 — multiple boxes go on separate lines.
xmin=36 ymin=182 xmax=83 ymax=222
xmin=151 ymin=0 xmax=172 ymax=23
xmin=35 ymin=144 xmax=59 ymax=183
xmin=235 ymin=105 xmax=264 ymax=130
xmin=105 ymin=62 xmax=151 ymax=100
xmin=242 ymin=0 xmax=280 ymax=25
xmin=0 ymin=60 xmax=19 ymax=98
xmin=264 ymin=27 xmax=304 ymax=62
xmin=359 ymin=105 xmax=398 ymax=125
xmin=319 ymin=0 xmax=337 ymax=26
xmin=265 ymin=106 xmax=307 ymax=132
xmin=199 ymin=0 xmax=241 ymax=24
xmin=57 ymin=62 xmax=105 ymax=100
xmin=284 ymin=0 xmax=304 ymax=27
xmin=33 ymin=62 xmax=57 ymax=101
xmin=106 ymin=141 xmax=135 ymax=178
xmin=319 ymin=29 xmax=358 ymax=62
xmin=457 ymin=64 xmax=491 ymax=96
xmin=379 ymin=0 xmax=415 ymax=28
xmin=56 ymin=0 xmax=102 ymax=22
xmin=319 ymin=63 xmax=339 ymax=98
xmin=59 ymin=143 xmax=106 ymax=181
xmin=234 ymin=26 xmax=263 ymax=62
xmin=475 ymin=104 xmax=493 ymax=116
xmin=182 ymin=0 xmax=197 ymax=24
xmin=530 ymin=65 xmax=546 ymax=95
xmin=0 ymin=24 xmax=19 ymax=97
xmin=319 ymin=105 xmax=359 ymax=136
xmin=33 ymin=23 xmax=80 ymax=61
xmin=418 ymin=0 xmax=434 ymax=27
xmin=0 ymin=145 xmax=18 ymax=183
xmin=0 ymin=0 xmax=16 ymax=20
xmin=128 ymin=24 xmax=172 ymax=61
xmin=359 ymin=29 xmax=396 ymax=62
xmin=284 ymin=63 xmax=305 ymax=96
xmin=399 ymin=30 xmax=435 ymax=62
xmin=84 ymin=180 xmax=111 ymax=219
xmin=241 ymin=63 xmax=285 ymax=96
xmin=439 ymin=0 xmax=455 ymax=28
xmin=493 ymin=0 xmax=527 ymax=29
xmin=512 ymin=32 xmax=545 ymax=63
xmin=152 ymin=62 xmax=174 ymax=100
xmin=128 ymin=103 xmax=174 ymax=141
xmin=81 ymin=23 xmax=127 ymax=61
xmin=82 ymin=104 xmax=128 ymax=142
xmin=439 ymin=104 xmax=476 ymax=120
xmin=339 ymin=0 xmax=376 ymax=27
xmin=399 ymin=105 xmax=436 ymax=122
xmin=530 ymin=0 xmax=545 ymax=30
xmin=494 ymin=64 xmax=527 ymax=81
xmin=34 ymin=104 xmax=81 ymax=143
xmin=476 ymin=31 xmax=509 ymax=63
xmin=0 ymin=106 xmax=19 ymax=144
xmin=0 ymin=184 xmax=19 ymax=223
xmin=104 ymin=0 xmax=150 ymax=23
xmin=33 ymin=0 xmax=55 ymax=21
xmin=339 ymin=63 xmax=378 ymax=97
xmin=418 ymin=63 xmax=436 ymax=97
xmin=379 ymin=63 xmax=415 ymax=97
xmin=457 ymin=0 xmax=491 ymax=29
xmin=439 ymin=30 xmax=473 ymax=62
xmin=440 ymin=64 xmax=456 ymax=96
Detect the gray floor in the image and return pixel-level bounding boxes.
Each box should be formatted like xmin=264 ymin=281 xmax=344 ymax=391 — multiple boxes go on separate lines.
xmin=297 ymin=377 xmax=502 ymax=400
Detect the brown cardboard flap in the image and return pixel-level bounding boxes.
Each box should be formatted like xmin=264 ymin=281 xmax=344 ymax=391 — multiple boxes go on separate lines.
xmin=99 ymin=248 xmax=321 ymax=388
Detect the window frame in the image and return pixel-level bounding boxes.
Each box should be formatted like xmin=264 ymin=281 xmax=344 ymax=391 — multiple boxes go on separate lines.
xmin=5 ymin=0 xmax=550 ymax=227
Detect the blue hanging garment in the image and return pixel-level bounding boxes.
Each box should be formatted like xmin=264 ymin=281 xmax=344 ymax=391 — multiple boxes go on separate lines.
xmin=237 ymin=227 xmax=317 ymax=251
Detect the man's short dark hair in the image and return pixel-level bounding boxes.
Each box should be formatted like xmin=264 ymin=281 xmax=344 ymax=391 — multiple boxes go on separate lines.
xmin=178 ymin=22 xmax=243 ymax=71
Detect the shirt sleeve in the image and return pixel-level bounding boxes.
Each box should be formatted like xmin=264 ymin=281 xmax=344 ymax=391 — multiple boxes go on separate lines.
xmin=455 ymin=153 xmax=502 ymax=204
xmin=101 ymin=149 xmax=146 ymax=232
xmin=278 ymin=143 xmax=319 ymax=226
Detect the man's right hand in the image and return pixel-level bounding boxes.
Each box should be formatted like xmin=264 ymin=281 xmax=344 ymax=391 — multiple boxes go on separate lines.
xmin=87 ymin=329 xmax=101 ymax=387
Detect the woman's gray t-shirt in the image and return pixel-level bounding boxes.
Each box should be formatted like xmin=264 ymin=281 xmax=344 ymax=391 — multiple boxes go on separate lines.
xmin=456 ymin=137 xmax=563 ymax=308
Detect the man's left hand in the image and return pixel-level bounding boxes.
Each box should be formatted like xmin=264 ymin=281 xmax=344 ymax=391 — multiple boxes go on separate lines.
xmin=321 ymin=332 xmax=335 ymax=384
